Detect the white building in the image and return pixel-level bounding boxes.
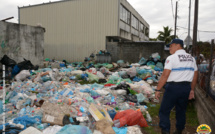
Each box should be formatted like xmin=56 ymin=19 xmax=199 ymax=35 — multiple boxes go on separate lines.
xmin=19 ymin=0 xmax=149 ymax=62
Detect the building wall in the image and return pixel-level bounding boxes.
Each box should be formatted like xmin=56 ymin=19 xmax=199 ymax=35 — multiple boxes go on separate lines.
xmin=19 ymin=0 xmax=119 ymax=62
xmin=107 ymin=41 xmax=169 ymax=63
xmin=119 ymin=0 xmax=149 ymax=41
xmin=0 ymin=21 xmax=44 ymax=66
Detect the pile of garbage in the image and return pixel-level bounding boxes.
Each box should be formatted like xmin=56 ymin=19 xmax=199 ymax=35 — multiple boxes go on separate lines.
xmin=0 ymin=53 xmax=164 ymax=134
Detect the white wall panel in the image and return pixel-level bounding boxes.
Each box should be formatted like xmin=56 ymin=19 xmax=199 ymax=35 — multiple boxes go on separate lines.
xmin=20 ymin=0 xmax=118 ymax=62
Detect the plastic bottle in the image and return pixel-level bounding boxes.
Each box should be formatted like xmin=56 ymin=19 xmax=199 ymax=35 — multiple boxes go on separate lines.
xmin=146 ymin=111 xmax=152 ymax=122
xmin=34 ymin=108 xmax=43 ymax=118
xmin=35 ymin=123 xmax=49 ymax=130
xmin=18 ymin=108 xmax=26 ymax=117
xmin=26 ymin=106 xmax=31 ymax=115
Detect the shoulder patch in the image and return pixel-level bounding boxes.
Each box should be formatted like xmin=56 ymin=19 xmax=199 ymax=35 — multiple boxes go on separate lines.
xmin=166 ymin=60 xmax=169 ymax=64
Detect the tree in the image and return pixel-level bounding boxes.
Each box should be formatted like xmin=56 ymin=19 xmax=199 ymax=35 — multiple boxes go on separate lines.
xmin=157 ymin=26 xmax=175 ymax=44
xmin=149 ymin=38 xmax=157 ymax=41
xmin=197 ymin=41 xmax=215 ymax=59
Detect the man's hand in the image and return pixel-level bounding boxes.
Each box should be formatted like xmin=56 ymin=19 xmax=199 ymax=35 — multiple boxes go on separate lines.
xmin=155 ymin=91 xmax=160 ymax=100
xmin=189 ymin=90 xmax=195 ymax=100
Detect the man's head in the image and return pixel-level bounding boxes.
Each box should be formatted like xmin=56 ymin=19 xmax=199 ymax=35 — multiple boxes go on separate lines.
xmin=167 ymin=39 xmax=184 ymax=54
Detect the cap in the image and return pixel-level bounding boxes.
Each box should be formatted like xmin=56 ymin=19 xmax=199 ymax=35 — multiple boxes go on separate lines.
xmin=166 ymin=39 xmax=184 ymax=48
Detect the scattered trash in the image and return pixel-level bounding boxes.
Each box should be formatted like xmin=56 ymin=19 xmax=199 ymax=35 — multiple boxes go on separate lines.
xmin=0 ymin=53 xmax=165 ymax=133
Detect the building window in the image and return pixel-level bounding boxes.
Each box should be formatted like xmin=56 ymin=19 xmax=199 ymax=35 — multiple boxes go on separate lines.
xmin=131 ymin=15 xmax=138 ymax=30
xmin=145 ymin=27 xmax=149 ymax=37
xmin=140 ymin=22 xmax=145 ymax=33
xmin=120 ymin=5 xmax=130 ymax=24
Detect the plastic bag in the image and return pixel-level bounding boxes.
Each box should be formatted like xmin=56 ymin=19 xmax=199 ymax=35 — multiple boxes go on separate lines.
xmin=13 ymin=115 xmax=41 ymax=129
xmin=127 ymin=125 xmax=143 ymax=134
xmin=43 ymin=125 xmax=63 ymax=134
xmin=71 ymin=70 xmax=84 ymax=76
xmin=117 ymin=60 xmax=124 ymax=64
xmin=126 ymin=67 xmax=137 ymax=77
xmin=0 ymin=100 xmax=3 ymax=114
xmin=156 ymin=62 xmax=164 ymax=70
xmin=112 ymin=127 xmax=127 ymax=134
xmin=137 ymin=69 xmax=146 ymax=75
xmin=117 ymin=60 xmax=126 ymax=67
xmin=113 ymin=109 xmax=148 ymax=128
xmin=12 ymin=65 xmax=20 ymax=76
xmin=18 ymin=59 xmax=35 ymax=70
xmin=56 ymin=124 xmax=92 ymax=134
xmin=128 ymin=84 xmax=141 ymax=93
xmin=151 ymin=52 xmax=160 ymax=59
xmin=96 ymin=71 xmax=105 ymax=79
xmin=133 ymin=77 xmax=142 ymax=82
xmin=0 ymin=55 xmax=16 ymax=67
xmin=88 ymin=68 xmax=97 ymax=75
xmin=136 ymin=93 xmax=145 ymax=103
xmin=130 ymin=63 xmax=140 ymax=67
xmin=104 ymin=64 xmax=113 ymax=69
xmin=15 ymin=70 xmax=30 ymax=81
xmin=100 ymin=67 xmax=109 ymax=75
xmin=107 ymin=75 xmax=121 ymax=84
xmin=138 ymin=57 xmax=147 ymax=65
xmin=118 ymin=71 xmax=127 ymax=78
xmin=146 ymin=61 xmax=155 ymax=66
xmin=86 ymin=72 xmax=99 ymax=82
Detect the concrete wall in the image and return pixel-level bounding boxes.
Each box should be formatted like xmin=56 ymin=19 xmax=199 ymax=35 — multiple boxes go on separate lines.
xmin=195 ymin=85 xmax=215 ymax=132
xmin=107 ymin=41 xmax=170 ymax=63
xmin=0 ymin=21 xmax=44 ymax=66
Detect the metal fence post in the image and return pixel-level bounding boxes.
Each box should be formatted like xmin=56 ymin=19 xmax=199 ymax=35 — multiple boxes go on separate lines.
xmin=2 ymin=65 xmax=5 ymax=134
xmin=207 ymin=39 xmax=214 ymax=97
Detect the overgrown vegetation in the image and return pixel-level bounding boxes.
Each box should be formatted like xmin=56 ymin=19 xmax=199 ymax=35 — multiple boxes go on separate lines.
xmin=197 ymin=41 xmax=215 ymax=59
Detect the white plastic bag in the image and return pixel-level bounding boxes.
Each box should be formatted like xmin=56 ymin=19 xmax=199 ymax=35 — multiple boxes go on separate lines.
xmin=127 ymin=125 xmax=143 ymax=134
xmin=43 ymin=125 xmax=63 ymax=134
xmin=127 ymin=67 xmax=137 ymax=77
xmin=15 ymin=70 xmax=30 ymax=81
xmin=71 ymin=70 xmax=83 ymax=75
xmin=96 ymin=71 xmax=105 ymax=79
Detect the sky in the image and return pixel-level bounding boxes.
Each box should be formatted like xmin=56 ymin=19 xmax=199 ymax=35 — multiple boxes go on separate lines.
xmin=0 ymin=0 xmax=215 ymax=42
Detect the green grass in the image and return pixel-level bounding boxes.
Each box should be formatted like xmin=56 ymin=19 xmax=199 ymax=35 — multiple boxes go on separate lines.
xmin=186 ymin=101 xmax=199 ymax=126
xmin=143 ymin=126 xmax=158 ymax=134
xmin=147 ymin=103 xmax=160 ymax=117
xmin=144 ymin=100 xmax=199 ymax=133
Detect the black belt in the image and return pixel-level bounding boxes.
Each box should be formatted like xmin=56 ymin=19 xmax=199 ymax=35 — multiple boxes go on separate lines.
xmin=167 ymin=81 xmax=191 ymax=84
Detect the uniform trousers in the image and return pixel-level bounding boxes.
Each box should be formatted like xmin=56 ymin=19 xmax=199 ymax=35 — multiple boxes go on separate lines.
xmin=159 ymin=82 xmax=191 ymax=132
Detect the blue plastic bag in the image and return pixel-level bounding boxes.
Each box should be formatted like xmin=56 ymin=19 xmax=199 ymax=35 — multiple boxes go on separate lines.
xmin=0 ymin=100 xmax=3 ymax=114
xmin=138 ymin=57 xmax=147 ymax=65
xmin=133 ymin=76 xmax=142 ymax=82
xmin=113 ymin=127 xmax=127 ymax=134
xmin=56 ymin=124 xmax=92 ymax=134
xmin=12 ymin=65 xmax=20 ymax=76
xmin=13 ymin=115 xmax=41 ymax=129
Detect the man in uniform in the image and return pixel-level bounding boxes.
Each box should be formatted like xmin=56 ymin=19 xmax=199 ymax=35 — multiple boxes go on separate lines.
xmin=155 ymin=39 xmax=198 ymax=134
